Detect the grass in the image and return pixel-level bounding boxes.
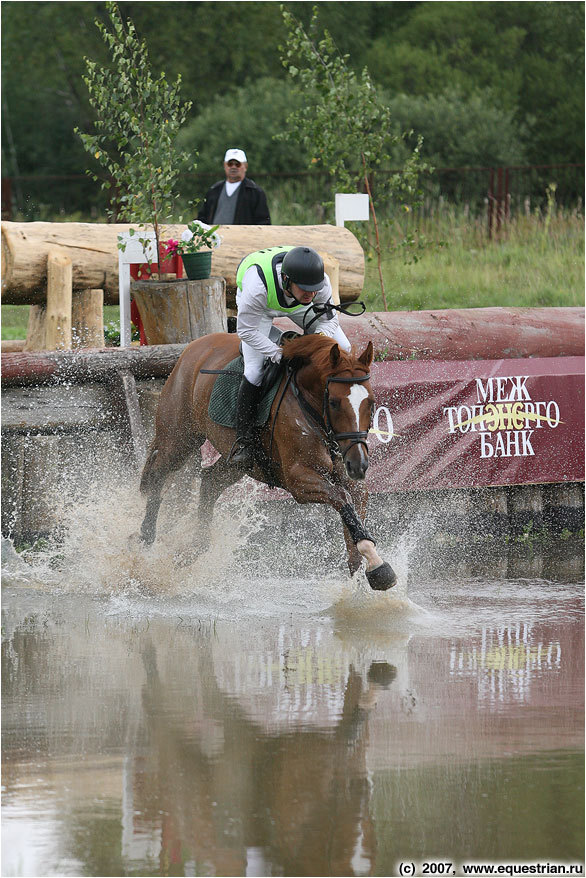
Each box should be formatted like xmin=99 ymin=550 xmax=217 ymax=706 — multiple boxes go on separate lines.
xmin=360 ymin=206 xmax=584 ymax=311
xmin=2 ymin=208 xmax=583 ymax=340
xmin=1 ymin=304 xmax=121 ymax=342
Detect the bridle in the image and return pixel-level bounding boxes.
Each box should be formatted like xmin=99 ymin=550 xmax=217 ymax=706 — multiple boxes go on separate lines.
xmin=284 ymin=367 xmax=372 ymax=461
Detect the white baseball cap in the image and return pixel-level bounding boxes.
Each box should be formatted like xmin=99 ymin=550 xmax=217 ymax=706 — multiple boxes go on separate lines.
xmin=224 ymin=148 xmax=247 ymax=163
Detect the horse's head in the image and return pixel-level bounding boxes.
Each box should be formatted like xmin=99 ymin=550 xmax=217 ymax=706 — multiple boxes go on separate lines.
xmin=283 ymin=335 xmax=375 ymax=480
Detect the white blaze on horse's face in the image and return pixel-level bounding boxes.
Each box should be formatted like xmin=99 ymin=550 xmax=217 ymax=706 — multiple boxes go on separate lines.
xmin=348 ymin=383 xmax=370 ymax=431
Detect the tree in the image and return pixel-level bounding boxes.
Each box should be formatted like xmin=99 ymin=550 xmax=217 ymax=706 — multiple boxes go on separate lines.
xmin=278 ymin=5 xmax=427 ymax=310
xmin=75 ymin=1 xmax=192 ymax=263
xmin=387 ymin=89 xmax=526 ymax=169
xmin=177 ymin=76 xmax=310 ymax=178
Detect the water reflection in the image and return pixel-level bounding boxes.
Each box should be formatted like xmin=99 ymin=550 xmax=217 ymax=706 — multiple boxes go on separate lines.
xmin=1 ymin=557 xmax=584 ymax=876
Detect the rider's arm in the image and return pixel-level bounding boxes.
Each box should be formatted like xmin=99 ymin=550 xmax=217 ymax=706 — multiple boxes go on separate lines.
xmin=236 ymin=268 xmax=283 ymax=362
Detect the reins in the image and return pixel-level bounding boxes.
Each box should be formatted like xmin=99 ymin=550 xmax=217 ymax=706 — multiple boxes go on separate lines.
xmin=302 ymin=300 xmax=366 ymax=334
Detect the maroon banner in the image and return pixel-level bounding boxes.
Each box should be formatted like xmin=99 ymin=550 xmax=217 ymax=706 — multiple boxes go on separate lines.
xmin=367 ymin=356 xmax=585 ymax=492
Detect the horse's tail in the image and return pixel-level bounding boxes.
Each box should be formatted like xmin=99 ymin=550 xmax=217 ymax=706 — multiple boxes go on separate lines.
xmin=139 ymin=444 xmax=160 ymax=495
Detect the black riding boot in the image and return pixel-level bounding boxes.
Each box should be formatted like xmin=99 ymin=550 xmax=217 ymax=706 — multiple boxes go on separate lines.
xmin=230 ymin=377 xmax=263 ymax=466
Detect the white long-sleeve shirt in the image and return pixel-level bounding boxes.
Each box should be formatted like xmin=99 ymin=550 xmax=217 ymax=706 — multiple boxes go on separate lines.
xmin=236 ymin=262 xmax=346 ymax=361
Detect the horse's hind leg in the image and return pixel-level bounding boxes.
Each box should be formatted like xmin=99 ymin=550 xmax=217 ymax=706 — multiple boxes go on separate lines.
xmin=195 ymin=459 xmax=241 ymax=553
xmin=139 ymin=438 xmax=200 ymax=545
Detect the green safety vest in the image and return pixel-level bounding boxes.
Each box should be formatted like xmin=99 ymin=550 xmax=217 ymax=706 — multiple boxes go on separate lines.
xmin=236 ymin=246 xmax=304 ymax=312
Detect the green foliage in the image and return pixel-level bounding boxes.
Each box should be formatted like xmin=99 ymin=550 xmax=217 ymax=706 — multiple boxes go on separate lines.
xmin=103 ymin=319 xmax=139 ymax=346
xmin=279 ymin=6 xmax=425 ymax=194
xmin=75 ymin=1 xmax=193 ymax=250
xmin=387 ymin=89 xmax=526 ymax=169
xmin=177 ymin=76 xmax=310 ymax=176
xmin=278 ymin=5 xmax=430 ymax=308
xmin=368 ymin=1 xmax=584 ymax=166
xmin=2 ymin=1 xmax=583 ymax=199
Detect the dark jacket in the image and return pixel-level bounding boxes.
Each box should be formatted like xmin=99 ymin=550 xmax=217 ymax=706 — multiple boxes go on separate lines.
xmin=197 ymin=177 xmax=271 ymax=225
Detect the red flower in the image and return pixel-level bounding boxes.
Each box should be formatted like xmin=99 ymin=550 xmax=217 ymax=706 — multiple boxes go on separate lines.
xmin=163 ymin=239 xmax=179 ymax=255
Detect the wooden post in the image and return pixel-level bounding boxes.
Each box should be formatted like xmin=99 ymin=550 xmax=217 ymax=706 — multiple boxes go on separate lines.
xmin=72 ymin=288 xmax=105 ymax=349
xmin=21 ymin=435 xmax=62 ymax=536
xmin=1 ymin=434 xmax=25 ymax=541
xmin=107 ymin=370 xmax=148 ymax=468
xmin=507 ymin=485 xmax=543 ymax=535
xmin=45 ymin=249 xmax=72 ymax=350
xmin=542 ymin=483 xmax=584 ymax=534
xmin=23 ymin=304 xmax=48 ymax=351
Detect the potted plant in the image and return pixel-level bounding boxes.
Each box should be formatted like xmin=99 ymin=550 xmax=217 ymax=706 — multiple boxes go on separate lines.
xmin=163 ymin=221 xmax=222 ymax=280
xmin=129 ymin=217 xmax=225 ymax=344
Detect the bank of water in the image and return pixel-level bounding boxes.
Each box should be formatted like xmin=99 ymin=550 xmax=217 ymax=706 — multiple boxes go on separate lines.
xmin=1 ymin=487 xmax=584 ymax=877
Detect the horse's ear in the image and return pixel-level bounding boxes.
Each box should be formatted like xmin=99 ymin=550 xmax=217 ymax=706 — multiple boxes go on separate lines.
xmin=329 ymin=344 xmax=341 ymax=368
xmin=358 ymin=340 xmax=374 ymax=369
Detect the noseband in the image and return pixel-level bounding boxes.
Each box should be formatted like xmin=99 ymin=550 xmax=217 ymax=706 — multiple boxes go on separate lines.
xmin=289 ymin=369 xmax=371 ymax=461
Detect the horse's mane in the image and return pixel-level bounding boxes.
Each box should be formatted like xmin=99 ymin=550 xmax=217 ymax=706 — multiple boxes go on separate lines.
xmin=281 ymin=333 xmax=366 ymax=379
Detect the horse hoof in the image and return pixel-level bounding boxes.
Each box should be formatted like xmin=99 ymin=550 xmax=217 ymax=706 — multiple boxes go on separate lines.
xmin=138 ymin=529 xmax=155 ymax=547
xmin=366 ymin=561 xmax=397 ymax=591
xmin=127 ymin=532 xmax=144 ymax=552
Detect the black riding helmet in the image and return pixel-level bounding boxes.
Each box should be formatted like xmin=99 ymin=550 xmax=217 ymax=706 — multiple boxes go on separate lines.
xmin=281 ymin=246 xmax=325 ymax=292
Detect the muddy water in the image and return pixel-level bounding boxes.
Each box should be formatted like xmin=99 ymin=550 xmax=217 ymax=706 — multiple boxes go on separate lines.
xmin=1 ymin=486 xmax=584 ymax=877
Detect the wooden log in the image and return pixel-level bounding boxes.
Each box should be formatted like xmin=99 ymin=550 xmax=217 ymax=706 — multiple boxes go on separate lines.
xmin=470 ymin=487 xmax=509 ymax=537
xmin=542 ymin=483 xmax=584 ymax=534
xmin=1 ymin=344 xmax=187 ymax=387
xmin=131 ymin=277 xmax=226 ymax=344
xmin=1 ymin=339 xmax=25 ymax=353
xmin=45 ymin=249 xmax=72 ymax=350
xmin=72 ymin=288 xmax=105 ymax=349
xmin=336 ymin=308 xmax=585 ymax=361
xmin=1 ymin=221 xmax=364 ymax=305
xmin=23 ymin=303 xmax=47 ymax=351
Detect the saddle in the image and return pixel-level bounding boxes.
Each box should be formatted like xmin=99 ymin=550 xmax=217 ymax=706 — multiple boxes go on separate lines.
xmin=207 ymin=354 xmax=284 ymax=428
xmin=206 ymin=326 xmax=296 ymax=428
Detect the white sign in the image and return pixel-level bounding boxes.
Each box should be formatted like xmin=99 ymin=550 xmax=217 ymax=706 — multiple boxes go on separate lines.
xmin=335 ymin=193 xmax=369 ymax=227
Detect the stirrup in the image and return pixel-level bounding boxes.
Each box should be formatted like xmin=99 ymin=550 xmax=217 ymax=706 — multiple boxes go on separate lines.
xmin=228 ymin=438 xmax=255 ymax=466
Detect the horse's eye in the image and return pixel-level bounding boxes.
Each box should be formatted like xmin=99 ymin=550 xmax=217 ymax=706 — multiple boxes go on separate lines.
xmin=330 ymin=399 xmax=341 ymax=410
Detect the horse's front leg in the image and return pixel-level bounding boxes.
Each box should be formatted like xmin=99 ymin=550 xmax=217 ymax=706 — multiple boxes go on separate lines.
xmin=339 ymin=479 xmax=369 ymax=576
xmin=286 ymin=465 xmax=396 ymax=590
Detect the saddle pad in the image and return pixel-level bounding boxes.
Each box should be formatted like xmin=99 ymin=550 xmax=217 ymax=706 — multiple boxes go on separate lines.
xmin=207 ymin=355 xmax=282 ymax=428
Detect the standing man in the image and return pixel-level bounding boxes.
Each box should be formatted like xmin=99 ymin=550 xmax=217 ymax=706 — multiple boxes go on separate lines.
xmin=198 ymin=148 xmax=271 ymax=225
xmin=231 ymin=245 xmax=351 ymax=466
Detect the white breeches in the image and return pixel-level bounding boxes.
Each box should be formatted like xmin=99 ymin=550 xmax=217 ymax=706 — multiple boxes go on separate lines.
xmin=242 ymin=317 xmax=351 ymax=386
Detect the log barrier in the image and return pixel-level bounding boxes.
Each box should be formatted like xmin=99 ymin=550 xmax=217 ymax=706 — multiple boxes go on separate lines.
xmin=1 ymin=308 xmax=584 ymax=545
xmin=1 ymin=221 xmax=363 ymax=307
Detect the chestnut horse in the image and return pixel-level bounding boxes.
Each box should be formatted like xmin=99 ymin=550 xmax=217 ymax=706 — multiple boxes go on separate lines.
xmin=139 ymin=333 xmax=396 ymax=590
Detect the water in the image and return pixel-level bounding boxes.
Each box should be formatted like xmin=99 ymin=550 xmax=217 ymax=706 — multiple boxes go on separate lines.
xmin=1 ymin=482 xmax=584 ymax=877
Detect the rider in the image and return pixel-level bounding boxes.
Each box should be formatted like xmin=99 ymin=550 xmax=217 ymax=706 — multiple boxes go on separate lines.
xmin=231 ymin=245 xmax=352 ymax=466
